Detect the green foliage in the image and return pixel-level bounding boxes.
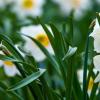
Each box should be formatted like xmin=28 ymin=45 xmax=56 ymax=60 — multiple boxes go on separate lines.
xmin=0 ymin=1 xmax=100 ymax=99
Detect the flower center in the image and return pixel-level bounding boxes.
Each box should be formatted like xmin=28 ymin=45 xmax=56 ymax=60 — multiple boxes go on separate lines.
xmin=22 ymin=0 xmax=35 ymax=9
xmin=88 ymin=77 xmax=94 ymax=90
xmin=4 ymin=61 xmax=14 ymax=67
xmin=35 ymin=33 xmax=49 ymax=47
xmin=71 ymin=0 xmax=81 ymax=9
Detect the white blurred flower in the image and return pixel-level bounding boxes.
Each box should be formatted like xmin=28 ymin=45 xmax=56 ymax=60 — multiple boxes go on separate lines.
xmin=90 ymin=18 xmax=100 ymax=53
xmin=53 ymin=0 xmax=91 ymax=19
xmin=0 ymin=51 xmax=19 ymax=77
xmin=0 ymin=60 xmax=19 ymax=77
xmin=20 ymin=25 xmax=54 ymax=62
xmin=93 ymin=55 xmax=100 ymax=83
xmin=0 ymin=43 xmax=21 ymax=77
xmin=12 ymin=0 xmax=45 ymax=18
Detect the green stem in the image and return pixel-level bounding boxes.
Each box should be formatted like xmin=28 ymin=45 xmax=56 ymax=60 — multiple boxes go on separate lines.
xmin=83 ymin=32 xmax=90 ymax=100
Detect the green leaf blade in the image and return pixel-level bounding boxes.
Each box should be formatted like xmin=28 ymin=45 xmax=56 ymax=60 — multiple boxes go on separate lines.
xmin=7 ymin=69 xmax=46 ymax=91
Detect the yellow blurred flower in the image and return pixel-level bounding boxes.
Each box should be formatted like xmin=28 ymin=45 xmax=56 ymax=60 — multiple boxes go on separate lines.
xmin=20 ymin=25 xmax=54 ymax=62
xmin=12 ymin=0 xmax=45 ymax=18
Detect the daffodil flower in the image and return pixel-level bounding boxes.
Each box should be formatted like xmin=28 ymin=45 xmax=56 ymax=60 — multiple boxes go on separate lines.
xmin=0 ymin=51 xmax=19 ymax=77
xmin=20 ymin=25 xmax=54 ymax=62
xmin=12 ymin=0 xmax=45 ymax=18
xmin=0 ymin=60 xmax=19 ymax=77
xmin=52 ymin=0 xmax=91 ymax=19
xmin=0 ymin=44 xmax=21 ymax=77
xmin=90 ymin=18 xmax=100 ymax=53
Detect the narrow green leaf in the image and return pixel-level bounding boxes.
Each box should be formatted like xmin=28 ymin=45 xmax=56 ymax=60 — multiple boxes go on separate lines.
xmin=83 ymin=32 xmax=90 ymax=100
xmin=7 ymin=69 xmax=46 ymax=91
xmin=50 ymin=23 xmax=66 ymax=58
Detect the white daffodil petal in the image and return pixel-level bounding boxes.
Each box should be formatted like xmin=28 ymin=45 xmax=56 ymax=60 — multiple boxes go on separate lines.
xmin=4 ymin=65 xmax=18 ymax=77
xmin=94 ymin=38 xmax=100 ymax=53
xmin=93 ymin=69 xmax=98 ymax=75
xmin=24 ymin=37 xmax=46 ymax=61
xmin=90 ymin=20 xmax=100 ymax=53
xmin=90 ymin=28 xmax=100 ymax=40
xmin=46 ymin=45 xmax=54 ymax=55
xmin=93 ymin=55 xmax=100 ymax=71
xmin=94 ymin=73 xmax=100 ymax=83
xmin=21 ymin=25 xmax=45 ymax=37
